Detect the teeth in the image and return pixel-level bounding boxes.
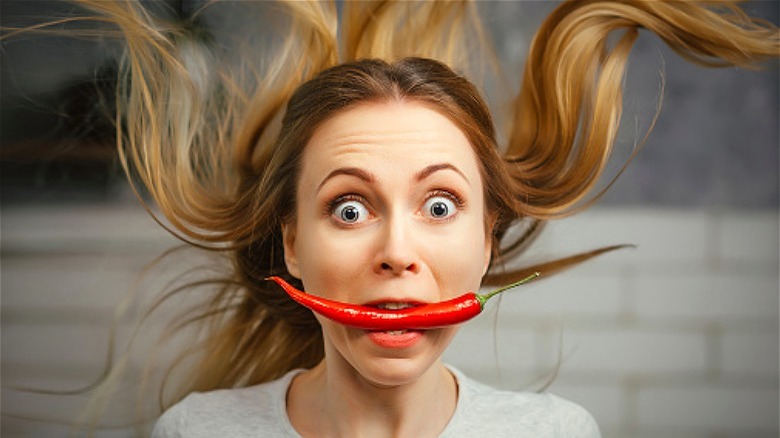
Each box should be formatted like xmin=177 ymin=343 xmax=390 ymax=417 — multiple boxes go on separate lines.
xmin=377 ymin=302 xmax=414 ymax=310
xmin=385 ymin=330 xmax=408 ymax=335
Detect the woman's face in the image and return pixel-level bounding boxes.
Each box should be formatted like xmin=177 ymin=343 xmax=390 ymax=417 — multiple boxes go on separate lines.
xmin=283 ymin=101 xmax=492 ymax=387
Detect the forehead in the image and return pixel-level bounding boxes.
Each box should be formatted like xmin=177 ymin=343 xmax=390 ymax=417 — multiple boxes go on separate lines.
xmin=300 ymin=101 xmax=480 ymax=173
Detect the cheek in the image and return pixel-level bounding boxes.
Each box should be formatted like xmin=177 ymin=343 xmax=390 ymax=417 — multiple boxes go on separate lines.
xmin=424 ymin=218 xmax=489 ymax=290
xmin=294 ymin=222 xmax=371 ymax=292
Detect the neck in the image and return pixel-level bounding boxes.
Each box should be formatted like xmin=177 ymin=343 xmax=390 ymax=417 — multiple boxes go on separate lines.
xmin=288 ymin=359 xmax=458 ymax=438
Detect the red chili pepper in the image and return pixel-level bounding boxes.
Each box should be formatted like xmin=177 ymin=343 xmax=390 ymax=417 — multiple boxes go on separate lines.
xmin=266 ymin=273 xmax=540 ymax=330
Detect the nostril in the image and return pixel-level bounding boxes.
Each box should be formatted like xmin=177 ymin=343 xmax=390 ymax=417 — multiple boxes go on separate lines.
xmin=379 ymin=261 xmax=418 ymax=274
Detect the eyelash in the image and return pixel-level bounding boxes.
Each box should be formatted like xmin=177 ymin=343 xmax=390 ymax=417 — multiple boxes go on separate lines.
xmin=324 ymin=189 xmax=466 ymax=219
xmin=324 ymin=193 xmax=367 ymax=217
xmin=427 ymin=189 xmax=466 ymax=209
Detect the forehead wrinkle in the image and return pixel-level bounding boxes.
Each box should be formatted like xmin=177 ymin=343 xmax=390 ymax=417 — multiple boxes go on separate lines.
xmin=303 ymin=102 xmax=478 ymax=196
xmin=317 ymin=127 xmax=445 ymax=150
xmin=311 ymin=134 xmax=473 ymax=192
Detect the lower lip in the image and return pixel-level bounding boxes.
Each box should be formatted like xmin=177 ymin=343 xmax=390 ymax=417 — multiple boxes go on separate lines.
xmin=366 ymin=330 xmax=424 ymax=349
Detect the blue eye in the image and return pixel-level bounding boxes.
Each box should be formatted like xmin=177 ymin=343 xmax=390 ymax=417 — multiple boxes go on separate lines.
xmin=423 ymin=196 xmax=457 ymax=219
xmin=332 ymin=199 xmax=369 ymax=224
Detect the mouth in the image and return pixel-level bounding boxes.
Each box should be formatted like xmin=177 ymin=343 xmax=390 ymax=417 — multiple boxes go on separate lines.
xmin=368 ymin=301 xmax=423 ymax=336
xmin=373 ymin=302 xmax=421 ymax=310
xmin=370 ymin=301 xmax=423 ymax=334
xmin=380 ymin=330 xmax=411 ymax=335
xmin=364 ymin=302 xmax=425 ymax=334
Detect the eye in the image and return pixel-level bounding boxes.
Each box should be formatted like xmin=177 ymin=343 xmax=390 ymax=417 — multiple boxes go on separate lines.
xmin=331 ymin=197 xmax=370 ymax=224
xmin=422 ymin=195 xmax=458 ymax=220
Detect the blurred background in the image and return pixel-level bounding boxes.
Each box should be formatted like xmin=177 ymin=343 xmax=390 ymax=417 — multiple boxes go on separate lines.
xmin=2 ymin=1 xmax=778 ymax=437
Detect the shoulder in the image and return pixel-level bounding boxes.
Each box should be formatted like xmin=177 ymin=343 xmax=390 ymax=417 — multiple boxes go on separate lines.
xmin=151 ymin=370 xmax=302 ymax=438
xmin=446 ymin=368 xmax=601 ymax=438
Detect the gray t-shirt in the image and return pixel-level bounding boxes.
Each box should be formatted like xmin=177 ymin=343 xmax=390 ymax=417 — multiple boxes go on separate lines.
xmin=152 ymin=367 xmax=601 ymax=437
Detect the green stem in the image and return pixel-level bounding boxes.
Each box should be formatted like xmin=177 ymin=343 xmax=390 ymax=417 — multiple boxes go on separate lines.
xmin=476 ymin=272 xmax=541 ymax=307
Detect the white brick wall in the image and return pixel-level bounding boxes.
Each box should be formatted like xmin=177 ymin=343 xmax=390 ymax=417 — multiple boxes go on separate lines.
xmin=447 ymin=208 xmax=779 ymax=437
xmin=2 ymin=205 xmax=778 ymax=437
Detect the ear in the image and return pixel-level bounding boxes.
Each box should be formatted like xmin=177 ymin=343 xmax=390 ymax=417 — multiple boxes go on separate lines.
xmin=281 ymin=221 xmax=301 ymax=279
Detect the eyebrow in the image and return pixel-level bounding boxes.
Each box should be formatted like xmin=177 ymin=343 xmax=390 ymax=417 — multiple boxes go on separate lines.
xmin=415 ymin=163 xmax=469 ymax=184
xmin=317 ymin=162 xmax=469 ymax=192
xmin=317 ymin=167 xmax=376 ymax=192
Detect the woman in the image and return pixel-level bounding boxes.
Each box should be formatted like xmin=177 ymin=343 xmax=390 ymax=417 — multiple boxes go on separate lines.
xmin=152 ymin=57 xmax=601 ymax=437
xmin=47 ymin=0 xmax=776 ymax=436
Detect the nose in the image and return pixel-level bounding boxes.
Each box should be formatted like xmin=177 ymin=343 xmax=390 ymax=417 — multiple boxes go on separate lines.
xmin=374 ymin=217 xmax=420 ymax=276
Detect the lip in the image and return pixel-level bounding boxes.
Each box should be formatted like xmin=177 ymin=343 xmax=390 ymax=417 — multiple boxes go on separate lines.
xmin=366 ymin=329 xmax=424 ymax=349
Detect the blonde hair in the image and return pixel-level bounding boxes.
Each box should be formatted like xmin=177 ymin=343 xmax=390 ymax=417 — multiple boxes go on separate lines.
xmin=11 ymin=0 xmax=778 ymax=432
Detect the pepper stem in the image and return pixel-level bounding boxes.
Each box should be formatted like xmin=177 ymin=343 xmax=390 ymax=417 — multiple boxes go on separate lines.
xmin=476 ymin=272 xmax=541 ymax=307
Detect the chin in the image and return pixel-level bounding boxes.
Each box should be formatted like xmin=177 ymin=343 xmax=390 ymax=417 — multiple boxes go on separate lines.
xmin=353 ymin=355 xmax=442 ymax=389
xmin=330 ymin=325 xmax=458 ymax=388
